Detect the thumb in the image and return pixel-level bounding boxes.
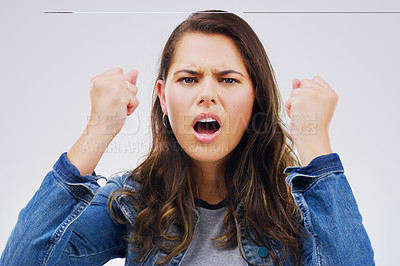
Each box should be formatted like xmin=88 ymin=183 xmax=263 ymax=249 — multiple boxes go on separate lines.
xmin=292 ymin=78 xmax=301 ymax=89
xmin=128 ymin=69 xmax=139 ymax=85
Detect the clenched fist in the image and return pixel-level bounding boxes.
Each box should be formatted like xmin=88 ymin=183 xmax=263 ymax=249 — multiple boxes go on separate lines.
xmin=285 ymin=76 xmax=338 ymax=166
xmin=67 ymin=67 xmax=140 ymax=176
xmin=88 ymin=67 xmax=139 ymax=137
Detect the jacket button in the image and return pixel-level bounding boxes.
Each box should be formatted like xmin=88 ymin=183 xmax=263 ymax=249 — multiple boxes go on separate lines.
xmin=257 ymin=246 xmax=269 ymax=258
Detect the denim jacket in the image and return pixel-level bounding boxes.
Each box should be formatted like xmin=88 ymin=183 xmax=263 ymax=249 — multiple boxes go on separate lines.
xmin=1 ymin=152 xmax=374 ymax=265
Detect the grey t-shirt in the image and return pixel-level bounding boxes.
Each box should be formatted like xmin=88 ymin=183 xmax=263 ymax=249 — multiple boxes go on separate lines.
xmin=180 ymin=199 xmax=247 ymax=266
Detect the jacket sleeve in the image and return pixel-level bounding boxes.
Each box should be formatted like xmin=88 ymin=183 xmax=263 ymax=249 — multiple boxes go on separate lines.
xmin=0 ymin=152 xmax=128 ymax=265
xmin=284 ymin=153 xmax=375 ymax=266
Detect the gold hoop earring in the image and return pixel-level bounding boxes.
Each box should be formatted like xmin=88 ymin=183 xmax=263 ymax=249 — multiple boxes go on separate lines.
xmin=162 ymin=112 xmax=170 ymax=129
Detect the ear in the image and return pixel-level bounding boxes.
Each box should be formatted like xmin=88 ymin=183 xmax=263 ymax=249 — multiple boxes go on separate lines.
xmin=156 ymin=79 xmax=167 ymax=114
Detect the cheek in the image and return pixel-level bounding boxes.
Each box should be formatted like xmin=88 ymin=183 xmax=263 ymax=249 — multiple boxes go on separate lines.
xmin=225 ymin=92 xmax=254 ymax=133
xmin=165 ymin=89 xmax=194 ymax=133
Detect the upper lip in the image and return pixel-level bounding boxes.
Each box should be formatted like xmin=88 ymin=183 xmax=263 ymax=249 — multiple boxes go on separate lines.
xmin=192 ymin=112 xmax=222 ymax=127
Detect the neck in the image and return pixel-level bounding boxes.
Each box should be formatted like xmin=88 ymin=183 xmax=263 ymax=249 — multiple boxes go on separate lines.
xmin=193 ymin=160 xmax=227 ymax=204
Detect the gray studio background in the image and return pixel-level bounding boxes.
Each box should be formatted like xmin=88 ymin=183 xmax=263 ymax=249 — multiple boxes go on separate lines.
xmin=1 ymin=0 xmax=399 ymax=265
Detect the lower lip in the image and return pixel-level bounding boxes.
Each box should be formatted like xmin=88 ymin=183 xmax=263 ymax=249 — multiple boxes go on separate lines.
xmin=192 ymin=127 xmax=221 ymax=144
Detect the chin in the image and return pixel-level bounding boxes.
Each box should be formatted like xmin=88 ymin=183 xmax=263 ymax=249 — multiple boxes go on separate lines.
xmin=181 ymin=141 xmax=232 ymax=163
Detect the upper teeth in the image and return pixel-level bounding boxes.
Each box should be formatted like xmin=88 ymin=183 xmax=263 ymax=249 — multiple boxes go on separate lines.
xmin=198 ymin=118 xmax=217 ymax=123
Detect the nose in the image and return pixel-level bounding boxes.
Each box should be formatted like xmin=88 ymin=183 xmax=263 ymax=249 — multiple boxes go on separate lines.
xmin=197 ymin=78 xmax=217 ymax=106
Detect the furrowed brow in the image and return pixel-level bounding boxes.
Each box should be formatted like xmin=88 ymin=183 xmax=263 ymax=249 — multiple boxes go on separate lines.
xmin=216 ymin=70 xmax=244 ymax=77
xmin=173 ymin=69 xmax=245 ymax=77
xmin=173 ymin=69 xmax=201 ymax=76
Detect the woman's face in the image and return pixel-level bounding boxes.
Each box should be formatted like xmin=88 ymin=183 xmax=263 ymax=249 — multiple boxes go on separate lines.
xmin=157 ymin=32 xmax=254 ymax=164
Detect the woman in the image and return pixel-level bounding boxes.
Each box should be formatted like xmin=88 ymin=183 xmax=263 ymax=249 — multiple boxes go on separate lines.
xmin=1 ymin=10 xmax=374 ymax=265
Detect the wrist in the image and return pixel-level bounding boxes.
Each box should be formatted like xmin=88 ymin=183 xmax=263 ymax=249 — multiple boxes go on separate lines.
xmin=83 ymin=123 xmax=116 ymax=144
xmin=294 ymin=134 xmax=332 ymax=166
xmin=86 ymin=112 xmax=124 ymax=138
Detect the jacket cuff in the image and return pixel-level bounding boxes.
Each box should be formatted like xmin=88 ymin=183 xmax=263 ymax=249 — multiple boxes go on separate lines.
xmin=284 ymin=153 xmax=344 ymax=192
xmin=52 ymin=152 xmax=103 ymax=184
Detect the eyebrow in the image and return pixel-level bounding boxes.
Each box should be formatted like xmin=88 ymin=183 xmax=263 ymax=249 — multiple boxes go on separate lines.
xmin=173 ymin=69 xmax=245 ymax=77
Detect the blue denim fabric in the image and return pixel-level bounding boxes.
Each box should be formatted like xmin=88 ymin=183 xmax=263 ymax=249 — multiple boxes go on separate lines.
xmin=1 ymin=152 xmax=375 ymax=265
xmin=284 ymin=154 xmax=375 ymax=265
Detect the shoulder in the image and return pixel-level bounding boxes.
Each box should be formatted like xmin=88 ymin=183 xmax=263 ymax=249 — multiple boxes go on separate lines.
xmin=106 ymin=171 xmax=143 ymax=225
xmin=107 ymin=171 xmax=142 ymax=191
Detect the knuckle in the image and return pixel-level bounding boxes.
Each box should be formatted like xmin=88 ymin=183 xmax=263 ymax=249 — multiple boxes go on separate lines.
xmin=90 ymin=78 xmax=100 ymax=90
xmin=90 ymin=77 xmax=97 ymax=87
xmin=120 ymin=79 xmax=128 ymax=89
xmin=290 ymin=88 xmax=301 ymax=97
xmin=124 ymin=73 xmax=132 ymax=80
xmin=300 ymin=79 xmax=312 ymax=88
xmin=113 ymin=67 xmax=123 ymax=73
xmin=300 ymin=79 xmax=308 ymax=87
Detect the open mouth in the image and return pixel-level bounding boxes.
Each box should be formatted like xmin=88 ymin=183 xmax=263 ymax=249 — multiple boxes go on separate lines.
xmin=193 ymin=118 xmax=221 ymax=135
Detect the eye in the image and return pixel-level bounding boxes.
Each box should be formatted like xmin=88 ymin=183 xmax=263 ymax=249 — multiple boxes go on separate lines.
xmin=178 ymin=77 xmax=196 ymax=84
xmin=222 ymin=78 xmax=239 ymax=84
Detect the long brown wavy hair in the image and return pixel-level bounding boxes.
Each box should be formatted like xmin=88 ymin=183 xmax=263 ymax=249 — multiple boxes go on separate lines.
xmin=110 ymin=10 xmax=303 ymax=265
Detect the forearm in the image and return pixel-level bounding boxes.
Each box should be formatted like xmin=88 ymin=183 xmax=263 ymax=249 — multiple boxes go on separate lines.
xmin=67 ymin=124 xmax=115 ymax=176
